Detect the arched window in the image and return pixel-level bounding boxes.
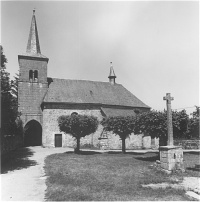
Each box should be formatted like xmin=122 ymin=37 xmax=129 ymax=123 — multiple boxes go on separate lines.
xmin=34 ymin=70 xmax=38 ymax=81
xmin=71 ymin=112 xmax=78 ymax=116
xmin=29 ymin=70 xmax=33 ymax=81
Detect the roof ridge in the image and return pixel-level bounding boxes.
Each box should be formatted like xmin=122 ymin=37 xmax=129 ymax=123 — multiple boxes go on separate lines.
xmin=47 ymin=77 xmax=122 ymax=85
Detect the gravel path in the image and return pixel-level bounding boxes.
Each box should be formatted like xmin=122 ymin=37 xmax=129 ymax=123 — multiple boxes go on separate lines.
xmin=1 ymin=146 xmax=73 ymax=201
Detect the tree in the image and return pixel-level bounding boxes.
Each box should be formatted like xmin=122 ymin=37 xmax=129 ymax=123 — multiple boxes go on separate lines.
xmin=134 ymin=111 xmax=167 ymax=146
xmin=101 ymin=116 xmax=134 ymax=153
xmin=188 ymin=106 xmax=199 ymax=139
xmin=172 ymin=110 xmax=189 ymax=139
xmin=10 ymin=73 xmax=19 ymax=118
xmin=58 ymin=114 xmax=99 ymax=153
xmin=1 ymin=45 xmax=19 ymax=135
xmin=133 ymin=110 xmax=190 ymax=146
xmin=1 ymin=46 xmax=12 ymax=126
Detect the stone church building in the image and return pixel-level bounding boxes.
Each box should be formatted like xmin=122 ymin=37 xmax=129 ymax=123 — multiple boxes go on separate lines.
xmin=18 ymin=10 xmax=157 ymax=149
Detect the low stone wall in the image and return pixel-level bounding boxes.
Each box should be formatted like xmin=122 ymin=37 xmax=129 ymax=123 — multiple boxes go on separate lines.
xmin=174 ymin=139 xmax=200 ymax=149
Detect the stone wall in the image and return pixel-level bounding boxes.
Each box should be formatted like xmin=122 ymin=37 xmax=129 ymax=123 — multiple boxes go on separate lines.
xmin=42 ymin=108 xmax=157 ymax=149
xmin=18 ymin=56 xmax=48 ymax=127
xmin=42 ymin=108 xmax=104 ymax=148
xmin=174 ymin=139 xmax=200 ymax=149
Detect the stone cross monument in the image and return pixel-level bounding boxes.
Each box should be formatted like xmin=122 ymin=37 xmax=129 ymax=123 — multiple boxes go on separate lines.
xmin=159 ymin=93 xmax=184 ymax=173
xmin=163 ymin=93 xmax=174 ymax=146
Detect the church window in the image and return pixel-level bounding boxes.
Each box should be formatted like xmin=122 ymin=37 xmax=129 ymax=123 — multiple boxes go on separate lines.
xmin=29 ymin=70 xmax=33 ymax=81
xmin=34 ymin=70 xmax=38 ymax=81
xmin=71 ymin=112 xmax=78 ymax=116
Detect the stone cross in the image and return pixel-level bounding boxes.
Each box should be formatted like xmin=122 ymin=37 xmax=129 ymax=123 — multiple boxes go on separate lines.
xmin=163 ymin=93 xmax=174 ymax=146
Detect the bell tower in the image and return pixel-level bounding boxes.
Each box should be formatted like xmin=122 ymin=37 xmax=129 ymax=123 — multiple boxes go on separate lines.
xmin=18 ymin=9 xmax=49 ymax=126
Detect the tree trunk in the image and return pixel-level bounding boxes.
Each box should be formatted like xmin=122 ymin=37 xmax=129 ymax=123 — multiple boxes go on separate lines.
xmin=75 ymin=137 xmax=80 ymax=154
xmin=122 ymin=137 xmax=126 ymax=154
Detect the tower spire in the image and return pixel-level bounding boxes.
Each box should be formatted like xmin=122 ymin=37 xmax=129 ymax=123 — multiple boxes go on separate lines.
xmin=26 ymin=9 xmax=41 ymax=55
xmin=108 ymin=62 xmax=116 ymax=85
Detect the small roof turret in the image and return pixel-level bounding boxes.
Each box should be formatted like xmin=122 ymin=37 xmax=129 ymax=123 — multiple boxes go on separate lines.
xmin=108 ymin=62 xmax=116 ymax=85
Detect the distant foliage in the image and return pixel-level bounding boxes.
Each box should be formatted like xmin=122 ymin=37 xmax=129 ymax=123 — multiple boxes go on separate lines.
xmin=188 ymin=106 xmax=199 ymax=139
xmin=134 ymin=109 xmax=195 ymax=145
xmin=172 ymin=110 xmax=189 ymax=139
xmin=58 ymin=114 xmax=99 ymax=153
xmin=101 ymin=116 xmax=135 ymax=153
xmin=1 ymin=45 xmax=19 ymax=136
xmin=134 ymin=111 xmax=167 ymax=146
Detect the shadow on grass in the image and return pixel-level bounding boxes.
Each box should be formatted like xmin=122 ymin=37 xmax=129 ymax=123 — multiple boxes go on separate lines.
xmin=107 ymin=151 xmax=156 ymax=155
xmin=184 ymin=151 xmax=200 ymax=155
xmin=186 ymin=167 xmax=200 ymax=172
xmin=134 ymin=155 xmax=159 ymax=162
xmin=64 ymin=150 xmax=103 ymax=155
xmin=1 ymin=147 xmax=37 ymax=174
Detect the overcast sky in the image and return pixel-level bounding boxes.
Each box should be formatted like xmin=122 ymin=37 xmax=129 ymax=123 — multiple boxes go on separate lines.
xmin=1 ymin=1 xmax=199 ymax=114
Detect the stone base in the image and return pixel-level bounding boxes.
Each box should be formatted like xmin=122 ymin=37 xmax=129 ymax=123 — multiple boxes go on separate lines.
xmin=159 ymin=145 xmax=184 ymax=172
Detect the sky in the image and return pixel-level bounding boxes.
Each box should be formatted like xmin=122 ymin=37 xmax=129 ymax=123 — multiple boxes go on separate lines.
xmin=1 ymin=1 xmax=199 ymax=115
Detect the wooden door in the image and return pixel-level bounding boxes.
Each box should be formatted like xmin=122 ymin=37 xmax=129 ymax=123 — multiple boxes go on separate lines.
xmin=55 ymin=134 xmax=62 ymax=147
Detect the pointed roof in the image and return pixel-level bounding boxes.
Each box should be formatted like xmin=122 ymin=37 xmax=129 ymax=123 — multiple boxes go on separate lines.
xmin=26 ymin=9 xmax=41 ymax=54
xmin=108 ymin=62 xmax=116 ymax=78
xmin=19 ymin=9 xmax=47 ymax=59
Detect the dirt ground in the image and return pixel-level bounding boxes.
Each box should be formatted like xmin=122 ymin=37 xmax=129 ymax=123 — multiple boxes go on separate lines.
xmin=1 ymin=146 xmax=73 ymax=201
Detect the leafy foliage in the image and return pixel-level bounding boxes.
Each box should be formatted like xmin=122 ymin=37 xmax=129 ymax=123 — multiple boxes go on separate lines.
xmin=134 ymin=109 xmax=195 ymax=145
xmin=172 ymin=110 xmax=189 ymax=139
xmin=1 ymin=45 xmax=20 ymax=136
xmin=101 ymin=116 xmax=135 ymax=153
xmin=134 ymin=111 xmax=168 ymax=146
xmin=58 ymin=114 xmax=99 ymax=153
xmin=188 ymin=106 xmax=200 ymax=139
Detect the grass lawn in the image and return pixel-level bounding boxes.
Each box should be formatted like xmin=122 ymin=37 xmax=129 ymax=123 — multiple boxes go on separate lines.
xmin=44 ymin=151 xmax=199 ymax=201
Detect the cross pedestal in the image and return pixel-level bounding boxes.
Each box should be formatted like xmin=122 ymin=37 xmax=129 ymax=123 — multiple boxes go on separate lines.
xmin=159 ymin=93 xmax=184 ymax=173
xmin=159 ymin=145 xmax=184 ymax=173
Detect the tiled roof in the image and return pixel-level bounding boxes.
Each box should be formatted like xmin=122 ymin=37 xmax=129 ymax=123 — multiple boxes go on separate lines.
xmin=101 ymin=107 xmax=136 ymax=117
xmin=44 ymin=78 xmax=150 ymax=109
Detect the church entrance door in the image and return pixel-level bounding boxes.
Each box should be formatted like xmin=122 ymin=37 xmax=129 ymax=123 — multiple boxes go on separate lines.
xmin=24 ymin=120 xmax=42 ymax=146
xmin=55 ymin=134 xmax=62 ymax=147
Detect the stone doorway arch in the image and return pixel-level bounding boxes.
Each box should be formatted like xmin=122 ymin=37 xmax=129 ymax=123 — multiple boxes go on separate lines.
xmin=24 ymin=120 xmax=42 ymax=146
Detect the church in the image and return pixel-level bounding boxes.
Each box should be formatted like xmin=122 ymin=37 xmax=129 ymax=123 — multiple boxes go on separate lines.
xmin=18 ymin=10 xmax=155 ymax=149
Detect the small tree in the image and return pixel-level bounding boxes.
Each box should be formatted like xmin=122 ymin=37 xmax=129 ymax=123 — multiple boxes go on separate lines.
xmin=133 ymin=110 xmax=191 ymax=146
xmin=172 ymin=110 xmax=189 ymax=139
xmin=101 ymin=116 xmax=134 ymax=153
xmin=188 ymin=106 xmax=199 ymax=139
xmin=58 ymin=114 xmax=99 ymax=153
xmin=134 ymin=111 xmax=167 ymax=146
